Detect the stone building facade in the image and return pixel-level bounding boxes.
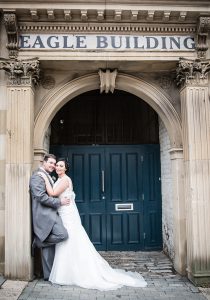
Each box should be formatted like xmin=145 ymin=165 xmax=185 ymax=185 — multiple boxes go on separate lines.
xmin=0 ymin=0 xmax=210 ymax=286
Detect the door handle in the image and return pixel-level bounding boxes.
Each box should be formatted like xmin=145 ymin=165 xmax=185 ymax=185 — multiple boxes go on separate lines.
xmin=101 ymin=170 xmax=105 ymax=192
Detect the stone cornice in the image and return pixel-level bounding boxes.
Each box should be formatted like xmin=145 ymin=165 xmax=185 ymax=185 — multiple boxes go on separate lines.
xmin=18 ymin=23 xmax=196 ymax=34
xmin=0 ymin=58 xmax=40 ymax=86
xmin=176 ymin=57 xmax=210 ymax=87
xmin=0 ymin=6 xmax=209 ymax=24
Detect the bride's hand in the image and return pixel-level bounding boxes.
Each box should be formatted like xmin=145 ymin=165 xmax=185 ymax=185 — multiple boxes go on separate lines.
xmin=61 ymin=196 xmax=71 ymax=206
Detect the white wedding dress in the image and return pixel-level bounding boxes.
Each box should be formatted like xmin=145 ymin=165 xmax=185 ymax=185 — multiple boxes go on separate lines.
xmin=49 ymin=176 xmax=147 ymax=290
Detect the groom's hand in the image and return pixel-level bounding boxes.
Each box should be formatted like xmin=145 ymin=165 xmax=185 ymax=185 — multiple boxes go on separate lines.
xmin=61 ymin=196 xmax=71 ymax=206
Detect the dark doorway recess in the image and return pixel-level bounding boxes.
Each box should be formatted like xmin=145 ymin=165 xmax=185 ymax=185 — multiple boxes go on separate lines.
xmin=50 ymin=90 xmax=162 ymax=251
xmin=50 ymin=90 xmax=159 ymax=146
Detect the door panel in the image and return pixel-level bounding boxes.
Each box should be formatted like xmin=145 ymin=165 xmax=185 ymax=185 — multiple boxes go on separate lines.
xmin=105 ymin=147 xmax=144 ymax=250
xmin=51 ymin=145 xmax=162 ymax=251
xmin=126 ymin=153 xmax=138 ymax=201
xmin=127 ymin=213 xmax=141 ymax=244
xmin=142 ymin=146 xmax=162 ymax=249
xmin=70 ymin=147 xmax=106 ymax=250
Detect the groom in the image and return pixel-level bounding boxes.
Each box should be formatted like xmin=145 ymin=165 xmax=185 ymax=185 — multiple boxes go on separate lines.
xmin=30 ymin=153 xmax=70 ymax=280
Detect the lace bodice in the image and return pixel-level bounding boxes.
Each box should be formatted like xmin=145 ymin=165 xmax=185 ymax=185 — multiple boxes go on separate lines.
xmin=54 ymin=176 xmax=76 ymax=217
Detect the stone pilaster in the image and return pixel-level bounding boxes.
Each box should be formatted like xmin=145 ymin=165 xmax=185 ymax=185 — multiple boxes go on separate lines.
xmin=169 ymin=148 xmax=186 ymax=275
xmin=0 ymin=72 xmax=6 ymax=274
xmin=176 ymin=58 xmax=210 ymax=285
xmin=0 ymin=58 xmax=39 ymax=280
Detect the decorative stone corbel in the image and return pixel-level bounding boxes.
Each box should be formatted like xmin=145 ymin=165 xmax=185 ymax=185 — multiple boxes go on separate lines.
xmin=0 ymin=58 xmax=40 ymax=86
xmin=98 ymin=69 xmax=118 ymax=93
xmin=196 ymin=16 xmax=210 ymax=59
xmin=3 ymin=11 xmax=19 ymax=59
xmin=176 ymin=57 xmax=210 ymax=87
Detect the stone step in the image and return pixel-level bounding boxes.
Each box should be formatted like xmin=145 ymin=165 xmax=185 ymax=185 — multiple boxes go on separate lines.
xmin=0 ymin=276 xmax=6 ymax=288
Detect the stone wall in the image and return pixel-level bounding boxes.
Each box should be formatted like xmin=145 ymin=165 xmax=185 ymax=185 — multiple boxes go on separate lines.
xmin=159 ymin=118 xmax=174 ymax=261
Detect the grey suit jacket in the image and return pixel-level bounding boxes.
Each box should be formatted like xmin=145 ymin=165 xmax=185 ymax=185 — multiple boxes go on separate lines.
xmin=29 ymin=168 xmax=61 ymax=242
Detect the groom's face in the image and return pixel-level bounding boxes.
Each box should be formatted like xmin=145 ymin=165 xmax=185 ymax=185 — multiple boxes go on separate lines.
xmin=43 ymin=157 xmax=56 ymax=173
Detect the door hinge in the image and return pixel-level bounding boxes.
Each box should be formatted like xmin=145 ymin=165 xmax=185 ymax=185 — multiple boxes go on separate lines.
xmin=141 ymin=155 xmax=144 ymax=162
xmin=143 ymin=233 xmax=146 ymax=240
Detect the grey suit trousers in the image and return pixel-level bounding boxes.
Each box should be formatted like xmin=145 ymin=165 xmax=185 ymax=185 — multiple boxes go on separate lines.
xmin=37 ymin=214 xmax=68 ymax=280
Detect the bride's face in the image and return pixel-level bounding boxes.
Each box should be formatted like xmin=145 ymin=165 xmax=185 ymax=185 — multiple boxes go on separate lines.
xmin=55 ymin=161 xmax=67 ymax=176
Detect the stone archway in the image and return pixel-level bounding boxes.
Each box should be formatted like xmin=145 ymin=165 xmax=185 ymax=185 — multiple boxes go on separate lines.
xmin=34 ymin=73 xmax=182 ymax=152
xmin=34 ymin=73 xmax=185 ymax=275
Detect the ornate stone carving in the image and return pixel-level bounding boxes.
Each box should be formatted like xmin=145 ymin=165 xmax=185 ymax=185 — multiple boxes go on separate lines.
xmin=0 ymin=58 xmax=40 ymax=86
xmin=159 ymin=75 xmax=172 ymax=90
xmin=41 ymin=75 xmax=55 ymax=90
xmin=176 ymin=58 xmax=210 ymax=87
xmin=196 ymin=16 xmax=210 ymax=59
xmin=47 ymin=9 xmax=55 ymax=20
xmin=98 ymin=69 xmax=117 ymax=93
xmin=64 ymin=10 xmax=71 ymax=21
xmin=97 ymin=10 xmax=104 ymax=21
xmin=3 ymin=12 xmax=19 ymax=59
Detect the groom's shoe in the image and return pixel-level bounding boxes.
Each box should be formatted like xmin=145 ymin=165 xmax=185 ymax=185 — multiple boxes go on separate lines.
xmin=44 ymin=277 xmax=49 ymax=281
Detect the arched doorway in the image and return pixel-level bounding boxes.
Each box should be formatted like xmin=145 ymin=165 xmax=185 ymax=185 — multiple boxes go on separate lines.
xmin=34 ymin=73 xmax=185 ymax=274
xmin=50 ymin=90 xmax=162 ymax=251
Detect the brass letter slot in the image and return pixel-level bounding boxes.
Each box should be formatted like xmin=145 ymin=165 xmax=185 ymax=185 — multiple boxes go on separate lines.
xmin=115 ymin=203 xmax=134 ymax=211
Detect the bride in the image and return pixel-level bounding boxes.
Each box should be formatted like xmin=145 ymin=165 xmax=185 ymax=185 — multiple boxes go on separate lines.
xmin=39 ymin=157 xmax=147 ymax=291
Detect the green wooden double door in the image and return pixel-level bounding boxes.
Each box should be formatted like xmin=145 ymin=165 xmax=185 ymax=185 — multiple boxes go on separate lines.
xmin=51 ymin=145 xmax=162 ymax=251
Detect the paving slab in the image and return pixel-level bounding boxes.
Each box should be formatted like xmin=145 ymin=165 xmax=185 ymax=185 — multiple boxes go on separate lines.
xmin=0 ymin=251 xmax=209 ymax=300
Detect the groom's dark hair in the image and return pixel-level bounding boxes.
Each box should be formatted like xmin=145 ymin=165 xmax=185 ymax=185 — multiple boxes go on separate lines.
xmin=43 ymin=153 xmax=56 ymax=162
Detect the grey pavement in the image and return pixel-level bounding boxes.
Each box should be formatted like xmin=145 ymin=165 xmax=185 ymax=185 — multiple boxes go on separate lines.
xmin=1 ymin=251 xmax=209 ymax=300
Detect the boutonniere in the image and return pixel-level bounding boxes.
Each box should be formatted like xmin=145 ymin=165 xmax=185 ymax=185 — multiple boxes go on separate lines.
xmin=51 ymin=176 xmax=57 ymax=183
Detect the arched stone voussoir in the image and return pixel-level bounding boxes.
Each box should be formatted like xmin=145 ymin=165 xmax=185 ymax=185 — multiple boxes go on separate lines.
xmin=34 ymin=73 xmax=182 ymax=152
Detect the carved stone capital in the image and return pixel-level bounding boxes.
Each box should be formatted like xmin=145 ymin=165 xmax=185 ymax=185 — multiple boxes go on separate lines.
xmin=196 ymin=16 xmax=210 ymax=59
xmin=0 ymin=58 xmax=40 ymax=86
xmin=176 ymin=58 xmax=210 ymax=87
xmin=3 ymin=12 xmax=19 ymax=59
xmin=98 ymin=69 xmax=117 ymax=93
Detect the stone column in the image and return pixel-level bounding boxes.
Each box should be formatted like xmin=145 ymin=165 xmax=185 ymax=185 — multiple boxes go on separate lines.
xmin=169 ymin=148 xmax=186 ymax=275
xmin=0 ymin=58 xmax=39 ymax=280
xmin=0 ymin=16 xmax=8 ymax=274
xmin=176 ymin=58 xmax=210 ymax=285
xmin=0 ymin=70 xmax=6 ymax=274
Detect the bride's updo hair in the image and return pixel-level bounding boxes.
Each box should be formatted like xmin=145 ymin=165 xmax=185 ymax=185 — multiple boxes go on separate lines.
xmin=57 ymin=157 xmax=69 ymax=172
